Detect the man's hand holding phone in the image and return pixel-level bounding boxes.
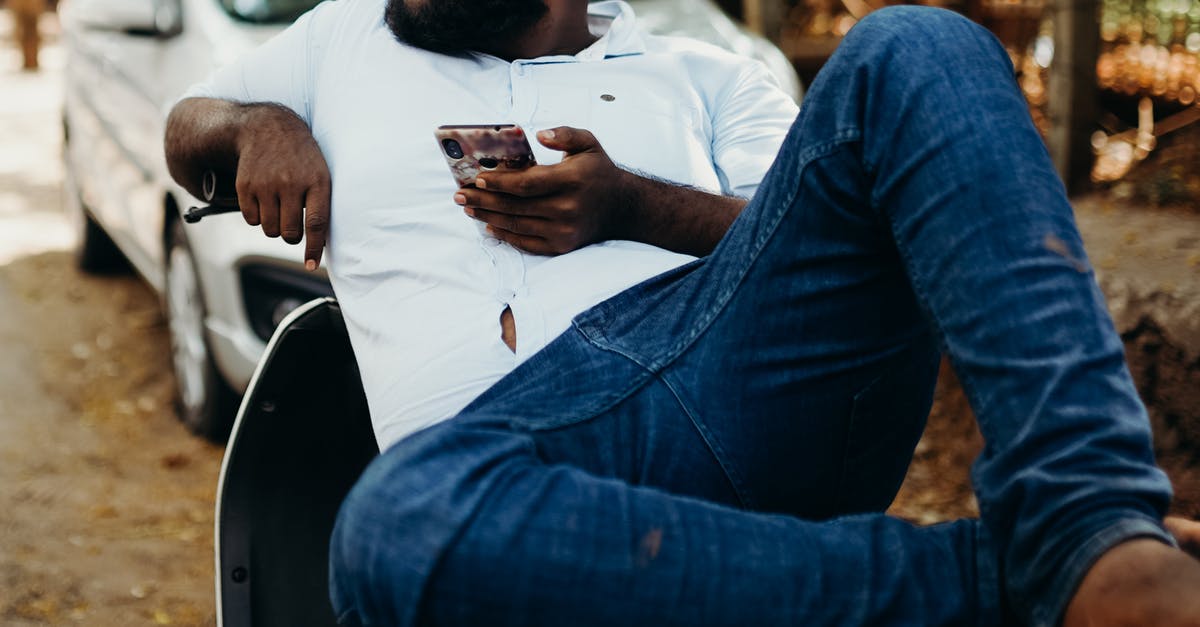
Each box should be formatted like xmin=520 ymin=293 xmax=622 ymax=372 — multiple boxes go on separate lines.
xmin=453 ymin=126 xmax=636 ymax=256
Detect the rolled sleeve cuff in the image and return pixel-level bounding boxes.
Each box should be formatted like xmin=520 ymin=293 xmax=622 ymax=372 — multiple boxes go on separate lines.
xmin=1033 ymin=515 xmax=1177 ymax=627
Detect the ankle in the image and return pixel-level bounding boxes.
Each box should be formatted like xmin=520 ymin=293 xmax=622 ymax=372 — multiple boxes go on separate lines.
xmin=1063 ymin=538 xmax=1200 ymax=626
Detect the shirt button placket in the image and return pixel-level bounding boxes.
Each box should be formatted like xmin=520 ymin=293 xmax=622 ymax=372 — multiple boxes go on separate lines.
xmin=493 ymin=244 xmax=519 ymax=304
xmin=497 ymin=61 xmax=532 ymax=306
xmin=509 ymin=61 xmax=536 ymax=127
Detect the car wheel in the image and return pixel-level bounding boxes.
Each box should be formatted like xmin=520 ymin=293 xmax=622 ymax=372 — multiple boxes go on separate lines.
xmin=165 ymin=219 xmax=238 ymax=441
xmin=63 ymin=160 xmax=126 ymax=273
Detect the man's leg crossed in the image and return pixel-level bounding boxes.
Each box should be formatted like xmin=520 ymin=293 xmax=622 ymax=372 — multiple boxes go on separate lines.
xmin=330 ymin=6 xmax=1173 ymax=626
xmin=329 ymin=393 xmax=993 ymax=626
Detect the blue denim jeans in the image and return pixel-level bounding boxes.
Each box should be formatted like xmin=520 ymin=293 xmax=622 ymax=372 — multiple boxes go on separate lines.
xmin=329 ymin=7 xmax=1175 ymax=626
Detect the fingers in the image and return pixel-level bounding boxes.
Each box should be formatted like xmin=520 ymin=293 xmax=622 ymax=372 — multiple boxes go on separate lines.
xmin=279 ymin=190 xmax=304 ymax=245
xmin=455 ymin=173 xmax=593 ymax=255
xmin=258 ymin=193 xmax=281 ymax=238
xmin=472 ymin=127 xmax=607 ymax=195
xmin=1165 ymin=516 xmax=1200 ymax=559
xmin=484 ymin=224 xmax=554 ymax=256
xmin=474 ymin=165 xmax=562 ymax=198
xmin=230 ymin=111 xmax=332 ymax=268
xmin=455 ymin=188 xmax=548 ymax=217
xmin=304 ymin=180 xmax=330 ymax=270
xmin=465 ymin=207 xmax=550 ymax=238
xmin=470 ymin=208 xmax=580 ymax=255
xmin=235 ymin=164 xmax=260 ymax=226
xmin=233 ymin=177 xmax=328 ymax=269
xmin=238 ymin=190 xmax=260 ymax=227
xmin=233 ymin=147 xmax=331 ymax=269
xmin=535 ymin=126 xmax=600 ymax=155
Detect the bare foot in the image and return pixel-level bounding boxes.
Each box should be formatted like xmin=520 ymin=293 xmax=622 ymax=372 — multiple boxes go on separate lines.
xmin=1064 ymin=538 xmax=1200 ymax=626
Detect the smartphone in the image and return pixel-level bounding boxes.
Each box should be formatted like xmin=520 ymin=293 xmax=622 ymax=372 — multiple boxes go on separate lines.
xmin=434 ymin=124 xmax=537 ymax=188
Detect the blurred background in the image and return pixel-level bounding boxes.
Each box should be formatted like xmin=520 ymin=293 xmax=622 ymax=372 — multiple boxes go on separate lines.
xmin=0 ymin=0 xmax=1197 ymax=624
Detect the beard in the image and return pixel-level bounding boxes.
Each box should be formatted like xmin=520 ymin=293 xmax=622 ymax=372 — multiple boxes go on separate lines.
xmin=384 ymin=0 xmax=549 ymax=57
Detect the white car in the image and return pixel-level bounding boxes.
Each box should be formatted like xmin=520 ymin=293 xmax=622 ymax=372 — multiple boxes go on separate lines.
xmin=60 ymin=0 xmax=802 ymax=440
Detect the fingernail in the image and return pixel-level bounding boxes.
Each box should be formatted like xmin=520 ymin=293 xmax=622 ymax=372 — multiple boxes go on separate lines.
xmin=305 ymin=260 xmax=316 ymax=271
xmin=539 ymin=129 xmax=556 ymax=141
xmin=475 ymin=178 xmax=487 ymax=189
xmin=464 ymin=207 xmax=475 ymax=218
xmin=453 ymin=193 xmax=467 ymax=205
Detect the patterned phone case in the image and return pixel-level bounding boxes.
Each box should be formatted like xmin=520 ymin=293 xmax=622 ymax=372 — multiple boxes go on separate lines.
xmin=434 ymin=125 xmax=537 ymax=188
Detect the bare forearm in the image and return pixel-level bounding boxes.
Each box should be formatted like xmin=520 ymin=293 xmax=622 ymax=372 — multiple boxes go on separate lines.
xmin=616 ymin=170 xmax=747 ymax=257
xmin=163 ymin=98 xmax=333 ymax=266
xmin=164 ymin=98 xmax=305 ymax=198
xmin=164 ymin=97 xmax=247 ymax=198
xmin=452 ymin=126 xmax=747 ymax=257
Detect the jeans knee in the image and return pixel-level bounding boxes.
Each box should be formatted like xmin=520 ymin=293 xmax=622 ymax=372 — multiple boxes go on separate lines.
xmin=844 ymin=6 xmax=1007 ymax=70
xmin=328 ymin=417 xmax=533 ymax=624
xmin=328 ymin=433 xmax=435 ymax=624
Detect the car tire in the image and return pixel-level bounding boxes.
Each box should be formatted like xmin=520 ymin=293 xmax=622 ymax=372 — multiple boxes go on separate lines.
xmin=63 ymin=161 xmax=126 ymax=273
xmin=165 ymin=218 xmax=239 ymax=441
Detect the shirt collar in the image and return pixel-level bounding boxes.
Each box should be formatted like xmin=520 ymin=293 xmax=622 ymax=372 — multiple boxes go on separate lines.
xmin=576 ymin=1 xmax=646 ymax=61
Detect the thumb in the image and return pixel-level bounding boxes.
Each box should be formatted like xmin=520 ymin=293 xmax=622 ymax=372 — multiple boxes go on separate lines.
xmin=536 ymin=126 xmax=600 ymax=156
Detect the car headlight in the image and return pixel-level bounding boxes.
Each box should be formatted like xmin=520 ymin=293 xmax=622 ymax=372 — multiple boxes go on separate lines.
xmin=240 ymin=263 xmax=335 ymax=343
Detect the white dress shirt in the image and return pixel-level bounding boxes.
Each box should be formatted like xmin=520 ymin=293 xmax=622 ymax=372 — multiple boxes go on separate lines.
xmin=186 ymin=0 xmax=799 ymax=450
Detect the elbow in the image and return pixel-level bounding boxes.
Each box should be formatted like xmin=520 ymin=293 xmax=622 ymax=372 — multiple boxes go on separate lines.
xmin=163 ymin=97 xmax=235 ymax=198
xmin=163 ymin=101 xmax=194 ymax=190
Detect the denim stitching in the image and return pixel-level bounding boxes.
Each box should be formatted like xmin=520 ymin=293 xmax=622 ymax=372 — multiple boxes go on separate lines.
xmin=585 ymin=130 xmax=864 ymax=374
xmin=515 ymin=362 xmax=657 ymax=432
xmin=656 ymin=370 xmax=753 ymax=509
xmin=563 ymin=132 xmax=869 ymax=511
xmin=832 ymin=369 xmax=888 ymax=512
xmin=334 ymin=608 xmax=361 ymax=626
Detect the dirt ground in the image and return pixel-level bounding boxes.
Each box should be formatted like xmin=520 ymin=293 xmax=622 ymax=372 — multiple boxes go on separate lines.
xmin=1 ymin=15 xmax=221 ymax=626
xmin=1 ymin=10 xmax=1197 ymax=627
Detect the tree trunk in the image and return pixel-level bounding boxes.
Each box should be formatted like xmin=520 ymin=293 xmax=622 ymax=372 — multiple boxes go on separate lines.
xmin=742 ymin=0 xmax=787 ymax=43
xmin=1047 ymin=0 xmax=1100 ymax=193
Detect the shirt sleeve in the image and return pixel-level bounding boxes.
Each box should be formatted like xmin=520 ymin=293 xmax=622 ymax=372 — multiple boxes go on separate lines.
xmin=710 ymin=61 xmax=800 ymax=200
xmin=180 ymin=0 xmax=339 ymax=125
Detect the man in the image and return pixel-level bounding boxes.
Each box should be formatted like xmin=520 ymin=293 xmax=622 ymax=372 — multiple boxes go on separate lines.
xmin=9 ymin=0 xmax=45 ymax=70
xmin=165 ymin=0 xmax=1200 ymax=625
xmin=166 ymin=0 xmax=798 ymax=450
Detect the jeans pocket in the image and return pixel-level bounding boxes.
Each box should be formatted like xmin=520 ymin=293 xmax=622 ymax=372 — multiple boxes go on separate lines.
xmin=835 ymin=343 xmax=940 ymax=514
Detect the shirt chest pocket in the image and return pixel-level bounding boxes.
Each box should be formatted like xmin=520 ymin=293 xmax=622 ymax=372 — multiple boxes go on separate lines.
xmin=528 ymin=79 xmax=717 ymax=189
xmin=583 ymin=87 xmax=713 ymax=188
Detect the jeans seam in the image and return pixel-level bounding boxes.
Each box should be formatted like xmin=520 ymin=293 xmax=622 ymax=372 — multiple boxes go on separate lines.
xmin=584 ymin=130 xmax=864 ymax=375
xmin=656 ymin=370 xmax=753 ymax=509
xmin=832 ymin=369 xmax=887 ymax=511
xmin=517 ymin=367 xmax=657 ymax=433
xmin=869 ymin=33 xmax=1009 ymax=425
xmin=972 ymin=522 xmax=1005 ymax=627
xmin=513 ymin=335 xmax=657 ymax=433
xmin=335 ymin=607 xmax=362 ymax=627
xmin=885 ymin=203 xmax=1002 ymax=528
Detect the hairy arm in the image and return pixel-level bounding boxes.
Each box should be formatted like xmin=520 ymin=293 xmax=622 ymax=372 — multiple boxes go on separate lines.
xmin=456 ymin=126 xmax=746 ymax=257
xmin=611 ymin=168 xmax=747 ymax=257
xmin=164 ymin=97 xmax=246 ymax=199
xmin=164 ymin=97 xmax=331 ymax=269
